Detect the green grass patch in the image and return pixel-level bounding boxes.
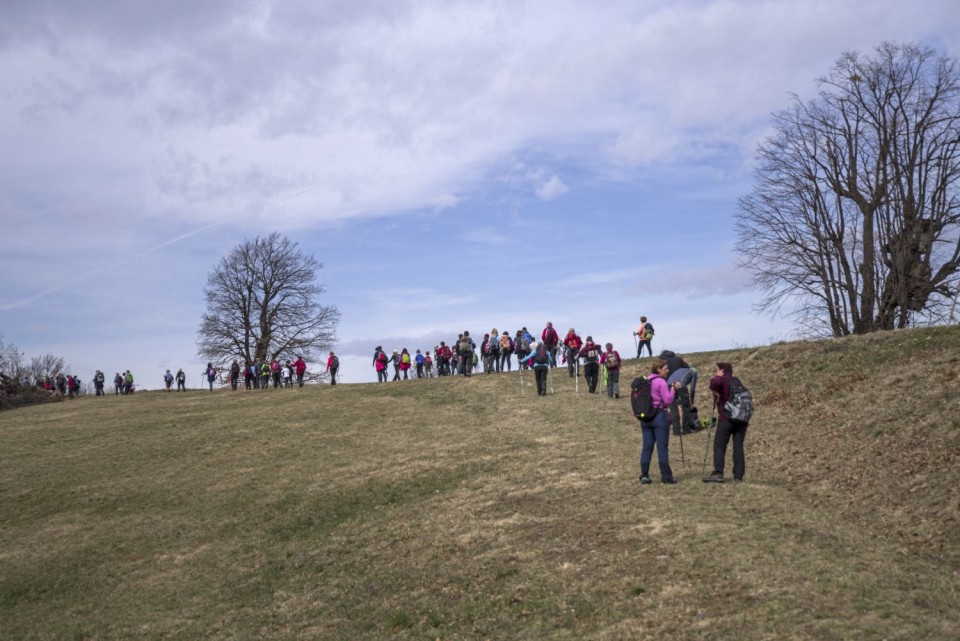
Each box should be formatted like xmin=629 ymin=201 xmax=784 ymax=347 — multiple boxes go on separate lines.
xmin=2 ymin=327 xmax=960 ymax=639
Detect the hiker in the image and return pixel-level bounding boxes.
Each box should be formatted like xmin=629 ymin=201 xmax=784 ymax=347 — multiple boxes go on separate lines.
xmin=578 ymin=336 xmax=602 ymax=393
xmin=639 ymin=358 xmax=681 ymax=485
xmin=327 ymin=351 xmax=339 ymax=385
xmin=436 ymin=343 xmax=450 ymax=376
xmin=707 ymin=362 xmax=749 ymax=482
xmin=114 ymin=372 xmax=123 ymax=395
xmin=294 ymin=355 xmax=307 ymax=387
xmin=124 ymin=370 xmax=134 ymax=394
xmin=67 ymin=374 xmax=76 ymax=399
xmin=521 ymin=342 xmax=552 ymax=396
xmin=563 ymin=328 xmax=583 ymax=377
xmin=414 ymin=349 xmax=425 ymax=378
xmin=164 ymin=369 xmax=174 ymax=392
xmin=270 ymin=357 xmax=282 ymax=388
xmin=229 ymin=360 xmax=241 ymax=390
xmin=499 ymin=330 xmax=514 ymax=372
xmin=243 ymin=363 xmax=253 ymax=389
xmin=515 ymin=330 xmax=530 ymax=369
xmin=635 ymin=316 xmax=654 ymax=358
xmin=424 ymin=351 xmax=434 ymax=377
xmin=541 ymin=322 xmax=559 ymax=367
xmin=373 ymin=346 xmax=388 ymax=383
xmin=659 ymin=350 xmax=701 ymax=435
xmin=388 ymin=349 xmax=400 ymax=381
xmin=601 ymin=343 xmax=622 ymax=398
xmin=284 ymin=361 xmax=294 ymax=387
xmin=458 ymin=332 xmax=474 ymax=377
xmin=259 ymin=361 xmax=271 ymax=389
xmin=205 ymin=363 xmax=217 ymax=392
xmin=93 ymin=370 xmax=105 ymax=396
xmin=488 ymin=329 xmax=501 ymax=372
xmin=176 ymin=368 xmax=186 ymax=391
xmin=481 ymin=333 xmax=493 ymax=373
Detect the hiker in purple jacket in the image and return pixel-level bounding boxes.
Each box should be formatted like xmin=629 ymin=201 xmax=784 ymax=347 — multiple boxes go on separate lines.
xmin=639 ymin=358 xmax=681 ymax=485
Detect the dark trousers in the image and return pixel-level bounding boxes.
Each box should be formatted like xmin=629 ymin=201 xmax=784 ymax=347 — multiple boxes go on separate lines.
xmin=460 ymin=353 xmax=472 ymax=376
xmin=416 ymin=363 xmax=423 ymax=378
xmin=713 ymin=419 xmax=748 ymax=480
xmin=637 ymin=339 xmax=652 ymax=358
xmin=640 ymin=411 xmax=674 ymax=481
xmin=670 ymin=386 xmax=698 ymax=433
xmin=499 ymin=351 xmax=512 ymax=371
xmin=566 ymin=348 xmax=579 ymax=377
xmin=606 ymin=368 xmax=620 ymax=397
xmin=534 ymin=367 xmax=548 ymax=395
xmin=583 ymin=362 xmax=599 ymax=392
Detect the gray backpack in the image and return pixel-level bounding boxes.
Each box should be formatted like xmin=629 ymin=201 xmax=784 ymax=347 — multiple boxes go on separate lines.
xmin=724 ymin=377 xmax=754 ymax=424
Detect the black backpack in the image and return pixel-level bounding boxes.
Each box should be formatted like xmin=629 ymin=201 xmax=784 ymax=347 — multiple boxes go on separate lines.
xmin=630 ymin=376 xmax=659 ymax=422
xmin=725 ymin=377 xmax=754 ymax=424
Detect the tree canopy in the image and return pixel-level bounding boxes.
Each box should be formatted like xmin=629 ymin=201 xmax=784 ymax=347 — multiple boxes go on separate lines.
xmin=196 ymin=233 xmax=340 ymax=367
xmin=737 ymin=42 xmax=960 ymax=337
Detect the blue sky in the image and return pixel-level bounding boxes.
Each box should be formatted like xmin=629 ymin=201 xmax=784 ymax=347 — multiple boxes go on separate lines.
xmin=2 ymin=0 xmax=958 ymax=386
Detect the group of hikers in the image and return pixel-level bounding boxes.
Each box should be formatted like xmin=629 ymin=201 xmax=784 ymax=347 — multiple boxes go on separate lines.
xmin=371 ymin=322 xmax=628 ymax=398
xmin=370 ymin=316 xmax=752 ymax=485
xmin=193 ymin=353 xmax=338 ymax=392
xmin=23 ymin=369 xmax=140 ymax=397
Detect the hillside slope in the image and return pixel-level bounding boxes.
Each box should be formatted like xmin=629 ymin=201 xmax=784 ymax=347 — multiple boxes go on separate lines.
xmin=1 ymin=327 xmax=958 ymax=640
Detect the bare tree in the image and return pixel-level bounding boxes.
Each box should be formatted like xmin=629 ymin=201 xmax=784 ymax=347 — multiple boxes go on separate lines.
xmin=737 ymin=43 xmax=960 ymax=337
xmin=0 ymin=334 xmax=26 ymax=379
xmin=27 ymin=354 xmax=68 ymax=382
xmin=196 ymin=233 xmax=340 ymax=368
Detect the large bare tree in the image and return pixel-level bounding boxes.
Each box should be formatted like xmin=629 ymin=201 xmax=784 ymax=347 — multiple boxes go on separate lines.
xmin=737 ymin=43 xmax=960 ymax=337
xmin=196 ymin=233 xmax=340 ymax=367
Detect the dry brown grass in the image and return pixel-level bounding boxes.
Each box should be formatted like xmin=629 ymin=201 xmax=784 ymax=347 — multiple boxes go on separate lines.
xmin=1 ymin=327 xmax=959 ymax=639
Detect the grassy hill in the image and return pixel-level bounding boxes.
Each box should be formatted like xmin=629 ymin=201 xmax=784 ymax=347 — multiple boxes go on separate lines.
xmin=2 ymin=326 xmax=959 ymax=640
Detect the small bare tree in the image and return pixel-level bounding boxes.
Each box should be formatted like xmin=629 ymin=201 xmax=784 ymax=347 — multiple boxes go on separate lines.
xmin=27 ymin=354 xmax=68 ymax=382
xmin=737 ymin=43 xmax=960 ymax=337
xmin=196 ymin=233 xmax=340 ymax=368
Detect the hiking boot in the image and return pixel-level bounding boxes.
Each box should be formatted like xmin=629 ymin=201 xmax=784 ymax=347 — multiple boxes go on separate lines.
xmin=639 ymin=476 xmax=652 ymax=485
xmin=707 ymin=471 xmax=724 ymax=483
xmin=614 ymin=393 xmax=619 ymax=399
xmin=661 ymin=478 xmax=678 ymax=484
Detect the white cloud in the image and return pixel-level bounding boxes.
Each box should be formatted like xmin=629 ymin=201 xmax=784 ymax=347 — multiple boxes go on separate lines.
xmin=5 ymin=0 xmax=954 ymax=231
xmin=534 ymin=174 xmax=569 ymax=201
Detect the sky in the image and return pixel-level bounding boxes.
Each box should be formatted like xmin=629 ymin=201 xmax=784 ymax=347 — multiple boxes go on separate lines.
xmin=1 ymin=0 xmax=958 ymax=387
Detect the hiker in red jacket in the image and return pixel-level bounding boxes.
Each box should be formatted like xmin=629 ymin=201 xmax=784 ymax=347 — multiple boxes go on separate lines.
xmin=326 ymin=351 xmax=339 ymax=385
xmin=577 ymin=336 xmax=601 ymax=393
xmin=293 ymin=356 xmax=307 ymax=388
xmin=563 ymin=328 xmax=583 ymax=378
xmin=541 ymin=322 xmax=559 ymax=368
xmin=600 ymin=343 xmax=622 ymax=398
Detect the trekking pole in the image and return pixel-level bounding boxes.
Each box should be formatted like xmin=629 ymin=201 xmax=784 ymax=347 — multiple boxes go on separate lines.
xmin=575 ymin=355 xmax=579 ymax=394
xmin=701 ymin=400 xmax=719 ymax=481
xmin=633 ymin=332 xmax=639 ymax=359
xmin=601 ymin=364 xmax=607 ymax=402
xmin=519 ymin=364 xmax=525 ymax=398
xmin=674 ymin=405 xmax=685 ymax=465
xmin=548 ymin=366 xmax=554 ymax=395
